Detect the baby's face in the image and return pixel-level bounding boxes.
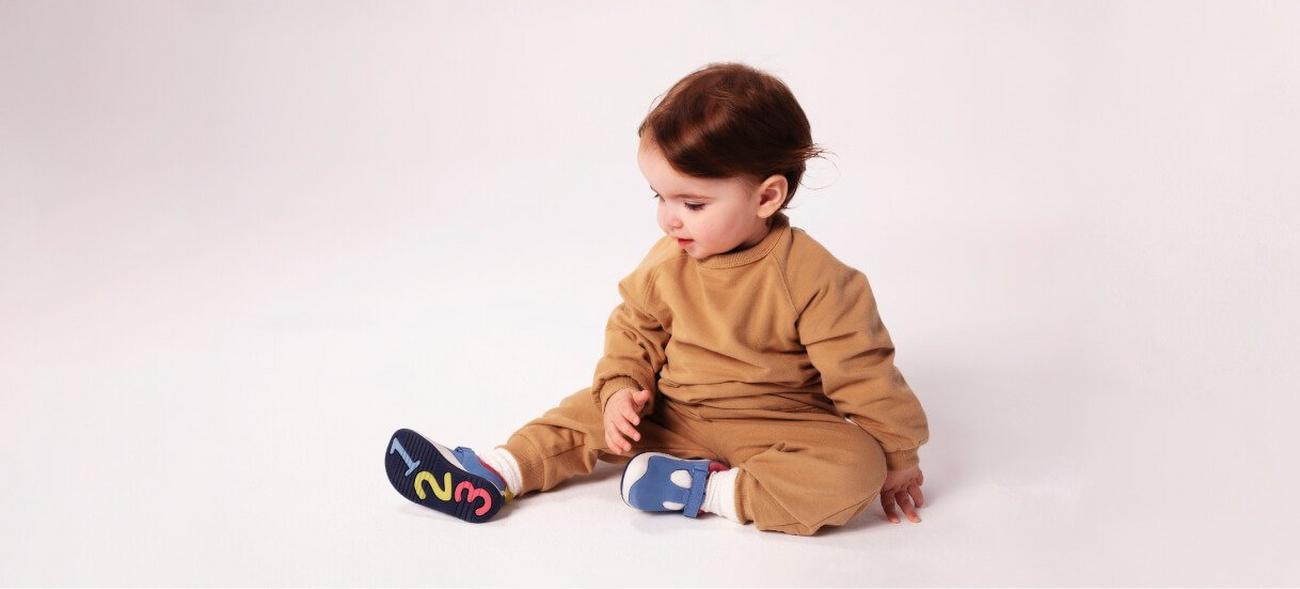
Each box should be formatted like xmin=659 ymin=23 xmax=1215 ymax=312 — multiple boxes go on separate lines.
xmin=636 ymin=137 xmax=785 ymax=260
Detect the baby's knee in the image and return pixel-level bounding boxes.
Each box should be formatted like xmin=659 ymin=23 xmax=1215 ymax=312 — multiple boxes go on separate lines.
xmin=742 ymin=435 xmax=887 ymax=535
xmin=823 ymin=430 xmax=888 ymax=499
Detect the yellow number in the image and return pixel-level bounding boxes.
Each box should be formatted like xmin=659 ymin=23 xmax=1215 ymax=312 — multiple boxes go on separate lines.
xmin=414 ymin=471 xmax=452 ymax=501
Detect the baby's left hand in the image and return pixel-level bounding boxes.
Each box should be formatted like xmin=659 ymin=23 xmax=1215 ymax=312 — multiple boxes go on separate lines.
xmin=880 ymin=465 xmax=925 ymax=524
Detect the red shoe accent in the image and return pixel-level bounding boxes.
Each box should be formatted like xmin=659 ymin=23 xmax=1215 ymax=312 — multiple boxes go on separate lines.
xmin=477 ymin=458 xmax=506 ymax=483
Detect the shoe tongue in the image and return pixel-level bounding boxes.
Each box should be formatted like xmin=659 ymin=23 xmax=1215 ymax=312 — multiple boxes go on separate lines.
xmin=453 ymin=447 xmax=506 ymax=491
xmin=474 ymin=459 xmax=508 ymax=490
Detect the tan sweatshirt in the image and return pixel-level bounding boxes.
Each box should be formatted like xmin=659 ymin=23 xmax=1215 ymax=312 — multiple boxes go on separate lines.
xmin=591 ymin=211 xmax=929 ymax=471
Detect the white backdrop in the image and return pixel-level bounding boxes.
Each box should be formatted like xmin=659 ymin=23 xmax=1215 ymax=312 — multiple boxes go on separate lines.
xmin=3 ymin=1 xmax=1298 ymax=586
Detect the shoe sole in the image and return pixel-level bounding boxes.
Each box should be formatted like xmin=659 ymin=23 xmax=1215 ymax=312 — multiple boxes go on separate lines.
xmin=385 ymin=428 xmax=504 ymax=523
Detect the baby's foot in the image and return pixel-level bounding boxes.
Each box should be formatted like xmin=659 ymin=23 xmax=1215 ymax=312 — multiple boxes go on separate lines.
xmin=385 ymin=428 xmax=509 ymax=523
xmin=620 ymin=452 xmax=729 ymax=518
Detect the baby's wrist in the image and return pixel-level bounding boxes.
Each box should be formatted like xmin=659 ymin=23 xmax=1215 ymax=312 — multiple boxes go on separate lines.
xmin=884 ymin=448 xmax=920 ymax=471
xmin=597 ymin=376 xmax=642 ymax=411
xmin=603 ymin=388 xmax=635 ymax=412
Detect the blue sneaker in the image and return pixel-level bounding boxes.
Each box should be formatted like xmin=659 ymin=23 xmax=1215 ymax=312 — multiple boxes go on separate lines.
xmin=620 ymin=452 xmax=728 ymax=518
xmin=385 ymin=428 xmax=510 ymax=523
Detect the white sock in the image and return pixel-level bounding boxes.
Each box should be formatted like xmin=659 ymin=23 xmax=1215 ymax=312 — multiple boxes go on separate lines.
xmin=479 ymin=447 xmax=523 ymax=497
xmin=700 ymin=467 xmax=741 ymax=522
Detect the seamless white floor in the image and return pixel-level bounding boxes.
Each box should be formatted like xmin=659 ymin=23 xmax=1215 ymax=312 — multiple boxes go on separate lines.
xmin=3 ymin=1 xmax=1299 ymax=586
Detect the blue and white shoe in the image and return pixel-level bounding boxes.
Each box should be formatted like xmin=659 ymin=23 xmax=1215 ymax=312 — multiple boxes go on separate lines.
xmin=385 ymin=428 xmax=510 ymax=523
xmin=620 ymin=452 xmax=728 ymax=518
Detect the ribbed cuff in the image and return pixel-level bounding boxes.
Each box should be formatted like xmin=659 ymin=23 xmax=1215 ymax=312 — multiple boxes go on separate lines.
xmin=596 ymin=376 xmax=643 ymax=412
xmin=884 ymin=448 xmax=920 ymax=471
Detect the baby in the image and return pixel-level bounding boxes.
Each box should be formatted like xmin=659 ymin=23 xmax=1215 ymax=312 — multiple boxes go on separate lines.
xmin=385 ymin=62 xmax=929 ymax=535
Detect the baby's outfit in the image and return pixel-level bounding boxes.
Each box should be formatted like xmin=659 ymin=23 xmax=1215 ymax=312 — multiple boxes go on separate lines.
xmin=498 ymin=211 xmax=930 ymax=535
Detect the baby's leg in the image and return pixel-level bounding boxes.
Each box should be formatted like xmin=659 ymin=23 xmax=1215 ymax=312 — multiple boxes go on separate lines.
xmin=710 ymin=415 xmax=888 ymax=536
xmin=501 ymin=387 xmax=713 ymax=497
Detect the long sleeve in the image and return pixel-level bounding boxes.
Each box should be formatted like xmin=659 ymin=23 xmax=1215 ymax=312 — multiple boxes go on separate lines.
xmin=796 ymin=265 xmax=929 ymax=471
xmin=591 ymin=267 xmax=671 ymax=415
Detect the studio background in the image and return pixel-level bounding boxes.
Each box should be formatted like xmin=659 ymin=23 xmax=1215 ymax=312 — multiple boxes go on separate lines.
xmin=2 ymin=1 xmax=1297 ymax=586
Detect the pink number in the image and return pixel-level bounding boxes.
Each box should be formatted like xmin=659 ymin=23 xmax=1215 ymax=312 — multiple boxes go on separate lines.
xmin=454 ymin=481 xmax=493 ymax=516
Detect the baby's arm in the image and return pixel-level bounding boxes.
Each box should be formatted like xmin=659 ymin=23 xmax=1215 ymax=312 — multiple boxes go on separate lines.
xmin=795 ymin=263 xmax=930 ymax=472
xmin=591 ymin=267 xmax=670 ymax=418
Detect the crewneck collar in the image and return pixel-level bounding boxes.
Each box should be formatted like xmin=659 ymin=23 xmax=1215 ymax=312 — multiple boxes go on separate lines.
xmin=695 ymin=212 xmax=790 ymax=269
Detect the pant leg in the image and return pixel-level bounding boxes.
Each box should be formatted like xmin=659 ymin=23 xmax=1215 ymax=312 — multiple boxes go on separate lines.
xmin=501 ymin=387 xmax=715 ymax=496
xmin=707 ymin=413 xmax=889 ymax=536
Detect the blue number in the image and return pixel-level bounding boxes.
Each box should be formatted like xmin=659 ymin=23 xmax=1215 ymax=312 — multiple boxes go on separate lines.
xmin=389 ymin=437 xmax=420 ymax=476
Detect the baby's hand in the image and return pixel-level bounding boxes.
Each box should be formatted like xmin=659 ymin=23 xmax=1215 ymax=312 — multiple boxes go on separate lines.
xmin=602 ymin=387 xmax=652 ymax=455
xmin=880 ymin=465 xmax=925 ymax=524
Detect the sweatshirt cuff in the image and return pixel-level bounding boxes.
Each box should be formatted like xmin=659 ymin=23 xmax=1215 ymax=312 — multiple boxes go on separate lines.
xmin=884 ymin=448 xmax=920 ymax=471
xmin=596 ymin=376 xmax=644 ymax=412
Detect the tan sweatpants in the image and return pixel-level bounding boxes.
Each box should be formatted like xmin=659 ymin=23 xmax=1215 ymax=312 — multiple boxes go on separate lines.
xmin=501 ymin=387 xmax=888 ymax=536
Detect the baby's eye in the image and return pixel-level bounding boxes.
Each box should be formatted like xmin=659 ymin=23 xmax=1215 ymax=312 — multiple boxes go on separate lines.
xmin=651 ymin=193 xmax=704 ymax=211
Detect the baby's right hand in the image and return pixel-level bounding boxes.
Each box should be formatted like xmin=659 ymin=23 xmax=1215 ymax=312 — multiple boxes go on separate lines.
xmin=602 ymin=387 xmax=652 ymax=455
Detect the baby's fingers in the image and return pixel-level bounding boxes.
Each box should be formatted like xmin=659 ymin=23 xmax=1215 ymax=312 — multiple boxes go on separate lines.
xmin=896 ymin=490 xmax=921 ymax=523
xmin=908 ymin=482 xmax=925 ymax=508
xmin=881 ymin=491 xmax=901 ymax=523
xmin=614 ymin=415 xmax=641 ymax=445
xmin=604 ymin=428 xmax=630 ymax=455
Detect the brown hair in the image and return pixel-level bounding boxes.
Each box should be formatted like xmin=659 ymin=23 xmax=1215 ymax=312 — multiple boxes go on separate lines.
xmin=637 ymin=62 xmax=828 ymax=211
